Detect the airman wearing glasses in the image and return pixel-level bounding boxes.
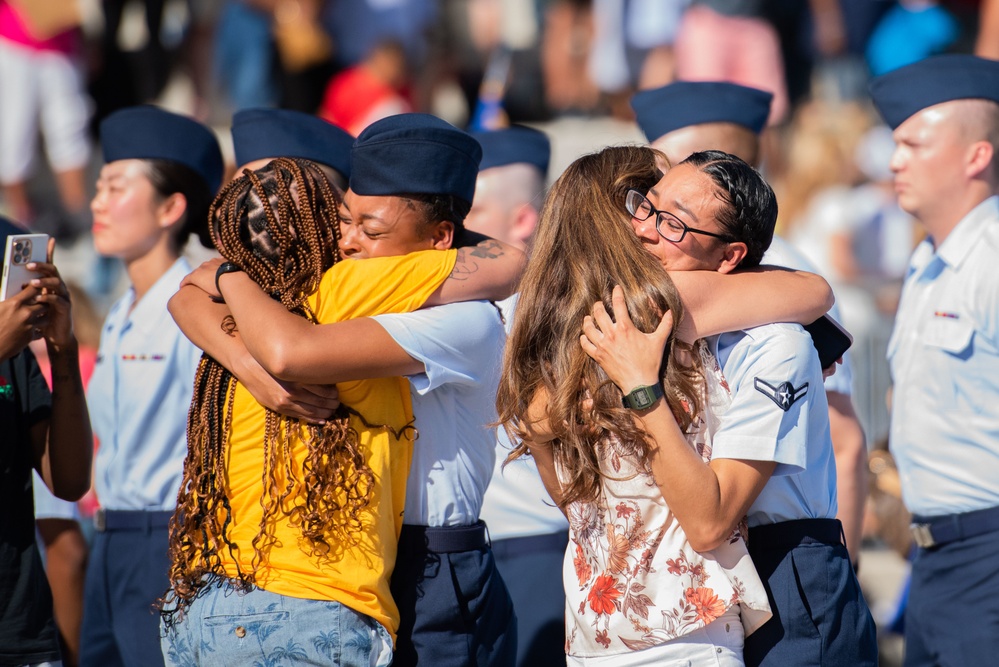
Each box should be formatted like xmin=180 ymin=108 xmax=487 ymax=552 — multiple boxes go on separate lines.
xmin=631 ymin=80 xmax=870 ymax=579
xmin=583 ymin=149 xmax=878 ymax=667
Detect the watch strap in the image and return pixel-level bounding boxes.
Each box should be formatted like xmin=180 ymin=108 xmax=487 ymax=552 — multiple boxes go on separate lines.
xmin=622 ymin=382 xmax=665 ymax=411
xmin=215 ymin=261 xmax=242 ymax=297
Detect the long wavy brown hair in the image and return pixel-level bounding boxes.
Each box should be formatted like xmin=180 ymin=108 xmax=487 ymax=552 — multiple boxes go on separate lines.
xmin=496 ymin=145 xmax=703 ymax=509
xmin=162 ymin=158 xmax=373 ymax=623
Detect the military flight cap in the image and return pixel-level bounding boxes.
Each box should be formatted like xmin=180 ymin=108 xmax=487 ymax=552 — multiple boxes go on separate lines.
xmin=349 ymin=113 xmax=482 ymax=205
xmin=232 ymin=108 xmax=354 ymax=179
xmin=631 ymin=81 xmax=773 ymax=143
xmin=100 ymin=105 xmax=224 ymax=193
xmin=472 ymin=125 xmax=551 ymax=176
xmin=869 ymin=54 xmax=999 ymax=130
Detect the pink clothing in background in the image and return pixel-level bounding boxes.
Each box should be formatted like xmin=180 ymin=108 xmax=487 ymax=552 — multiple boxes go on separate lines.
xmin=673 ymin=4 xmax=788 ymax=126
xmin=0 ymin=1 xmax=78 ymax=54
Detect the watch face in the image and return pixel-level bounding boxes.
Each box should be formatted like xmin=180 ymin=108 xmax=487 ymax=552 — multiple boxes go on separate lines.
xmin=626 ymin=386 xmax=656 ymax=410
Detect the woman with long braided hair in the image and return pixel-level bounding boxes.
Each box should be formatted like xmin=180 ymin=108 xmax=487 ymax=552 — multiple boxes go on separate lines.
xmin=164 ymin=157 xmax=357 ymax=604
xmin=160 ymin=155 xmax=524 ymax=667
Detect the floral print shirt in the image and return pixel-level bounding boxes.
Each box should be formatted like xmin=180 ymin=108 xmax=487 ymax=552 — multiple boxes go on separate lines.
xmin=562 ymin=344 xmax=772 ymax=657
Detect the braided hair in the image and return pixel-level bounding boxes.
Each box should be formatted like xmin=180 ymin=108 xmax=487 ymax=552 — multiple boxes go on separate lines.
xmin=162 ymin=158 xmax=374 ymax=624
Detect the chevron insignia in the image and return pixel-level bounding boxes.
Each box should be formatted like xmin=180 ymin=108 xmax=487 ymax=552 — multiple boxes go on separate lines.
xmin=754 ymin=378 xmax=808 ymax=412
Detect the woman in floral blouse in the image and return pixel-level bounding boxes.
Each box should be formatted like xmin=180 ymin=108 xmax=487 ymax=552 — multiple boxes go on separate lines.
xmin=497 ymin=145 xmax=832 ymax=665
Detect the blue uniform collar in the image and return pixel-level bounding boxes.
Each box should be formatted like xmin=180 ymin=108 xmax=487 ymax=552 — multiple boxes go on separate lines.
xmin=121 ymin=258 xmax=193 ymax=335
xmin=934 ymin=196 xmax=999 ymax=270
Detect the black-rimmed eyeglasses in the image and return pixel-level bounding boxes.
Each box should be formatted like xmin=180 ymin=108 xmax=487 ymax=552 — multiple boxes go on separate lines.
xmin=625 ymin=189 xmax=733 ymax=244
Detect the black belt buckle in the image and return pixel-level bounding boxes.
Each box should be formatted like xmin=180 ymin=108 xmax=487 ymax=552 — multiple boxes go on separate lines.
xmin=94 ymin=508 xmax=106 ymax=532
xmin=910 ymin=522 xmax=936 ymax=548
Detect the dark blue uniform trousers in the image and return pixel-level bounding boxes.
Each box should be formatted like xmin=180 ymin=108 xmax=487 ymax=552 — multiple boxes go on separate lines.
xmin=904 ymin=528 xmax=999 ymax=666
xmin=490 ymin=531 xmax=568 ymax=667
xmin=745 ymin=518 xmax=878 ymax=667
xmin=80 ymin=512 xmax=173 ymax=667
xmin=390 ymin=521 xmax=517 ymax=667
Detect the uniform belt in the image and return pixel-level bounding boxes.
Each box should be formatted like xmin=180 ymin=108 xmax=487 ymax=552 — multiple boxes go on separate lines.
xmin=747 ymin=518 xmax=845 ymax=551
xmin=910 ymin=505 xmax=999 ymax=549
xmin=490 ymin=530 xmax=569 ymax=559
xmin=398 ymin=520 xmax=489 ymax=554
xmin=93 ymin=508 xmax=174 ymax=532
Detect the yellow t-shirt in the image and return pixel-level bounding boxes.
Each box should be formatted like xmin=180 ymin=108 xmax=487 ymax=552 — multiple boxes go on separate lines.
xmin=219 ymin=248 xmax=457 ymax=641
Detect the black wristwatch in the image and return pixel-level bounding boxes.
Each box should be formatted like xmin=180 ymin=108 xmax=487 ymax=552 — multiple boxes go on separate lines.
xmin=215 ymin=261 xmax=242 ymax=298
xmin=622 ymin=383 xmax=665 ymax=411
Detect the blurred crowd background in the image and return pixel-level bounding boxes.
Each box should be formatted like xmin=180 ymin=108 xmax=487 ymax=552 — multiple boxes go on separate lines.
xmin=3 ymin=1 xmax=996 ymax=663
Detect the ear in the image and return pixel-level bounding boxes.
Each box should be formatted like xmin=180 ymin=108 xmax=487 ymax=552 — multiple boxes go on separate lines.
xmin=966 ymin=140 xmax=995 ymax=180
xmin=511 ymin=204 xmax=540 ymax=246
xmin=156 ymin=192 xmax=188 ymax=231
xmin=716 ymin=241 xmax=748 ymax=274
xmin=428 ymin=220 xmax=455 ymax=249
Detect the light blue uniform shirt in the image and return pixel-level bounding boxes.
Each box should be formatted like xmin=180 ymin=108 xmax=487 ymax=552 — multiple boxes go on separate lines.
xmin=373 ymin=301 xmax=506 ymax=528
xmin=88 ymin=258 xmax=201 ymax=511
xmin=709 ymin=323 xmax=838 ymax=527
xmin=479 ymin=295 xmax=569 ymax=541
xmin=887 ymin=196 xmax=999 ymax=517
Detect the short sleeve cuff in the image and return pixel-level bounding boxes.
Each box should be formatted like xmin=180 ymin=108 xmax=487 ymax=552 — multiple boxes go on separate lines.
xmin=711 ymin=434 xmax=805 ymax=477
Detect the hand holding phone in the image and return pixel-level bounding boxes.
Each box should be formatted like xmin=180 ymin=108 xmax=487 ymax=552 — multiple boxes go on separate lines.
xmin=1 ymin=233 xmax=50 ymax=301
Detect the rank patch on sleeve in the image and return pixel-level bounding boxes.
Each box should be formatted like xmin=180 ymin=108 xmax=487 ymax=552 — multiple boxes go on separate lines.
xmin=754 ymin=378 xmax=808 ymax=412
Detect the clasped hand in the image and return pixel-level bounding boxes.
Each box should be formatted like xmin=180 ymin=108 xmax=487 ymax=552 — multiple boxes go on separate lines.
xmin=181 ymin=257 xmax=226 ymax=299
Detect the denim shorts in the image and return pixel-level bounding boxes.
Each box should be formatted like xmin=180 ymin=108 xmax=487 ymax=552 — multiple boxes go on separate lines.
xmin=160 ymin=578 xmax=392 ymax=667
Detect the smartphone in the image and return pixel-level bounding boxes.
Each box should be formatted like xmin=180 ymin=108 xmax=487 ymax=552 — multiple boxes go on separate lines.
xmin=804 ymin=314 xmax=854 ymax=370
xmin=1 ymin=233 xmax=49 ymax=301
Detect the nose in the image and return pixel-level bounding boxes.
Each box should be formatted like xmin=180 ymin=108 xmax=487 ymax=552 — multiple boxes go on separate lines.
xmin=338 ymin=222 xmax=361 ymax=256
xmin=90 ymin=189 xmax=105 ymax=215
xmin=889 ymin=145 xmax=904 ymax=174
xmin=630 ymin=214 xmax=659 ymax=243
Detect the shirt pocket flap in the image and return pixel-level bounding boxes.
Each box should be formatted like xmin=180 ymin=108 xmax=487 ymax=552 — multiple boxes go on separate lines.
xmin=921 ymin=316 xmax=974 ymax=355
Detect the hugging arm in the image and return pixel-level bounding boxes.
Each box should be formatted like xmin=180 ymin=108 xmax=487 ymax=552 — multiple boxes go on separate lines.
xmin=182 ymin=237 xmax=525 ymax=385
xmin=669 ymin=267 xmax=833 ymax=343
xmin=424 ymin=233 xmax=527 ymax=305
xmin=216 ymin=269 xmax=422 ymax=383
xmin=168 ymin=286 xmax=341 ymax=421
xmin=580 ymin=287 xmax=777 ymax=551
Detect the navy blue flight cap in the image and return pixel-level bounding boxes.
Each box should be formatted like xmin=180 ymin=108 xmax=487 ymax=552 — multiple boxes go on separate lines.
xmin=631 ymin=81 xmax=773 ymax=143
xmin=349 ymin=113 xmax=482 ymax=205
xmin=869 ymin=54 xmax=999 ymax=130
xmin=472 ymin=126 xmax=551 ymax=176
xmin=231 ymin=108 xmax=354 ymax=179
xmin=100 ymin=106 xmax=223 ymax=193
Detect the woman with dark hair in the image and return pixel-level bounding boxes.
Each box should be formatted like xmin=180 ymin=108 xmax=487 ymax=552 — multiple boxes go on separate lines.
xmin=81 ymin=106 xmax=223 ymax=667
xmin=497 ymin=145 xmax=833 ymax=665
